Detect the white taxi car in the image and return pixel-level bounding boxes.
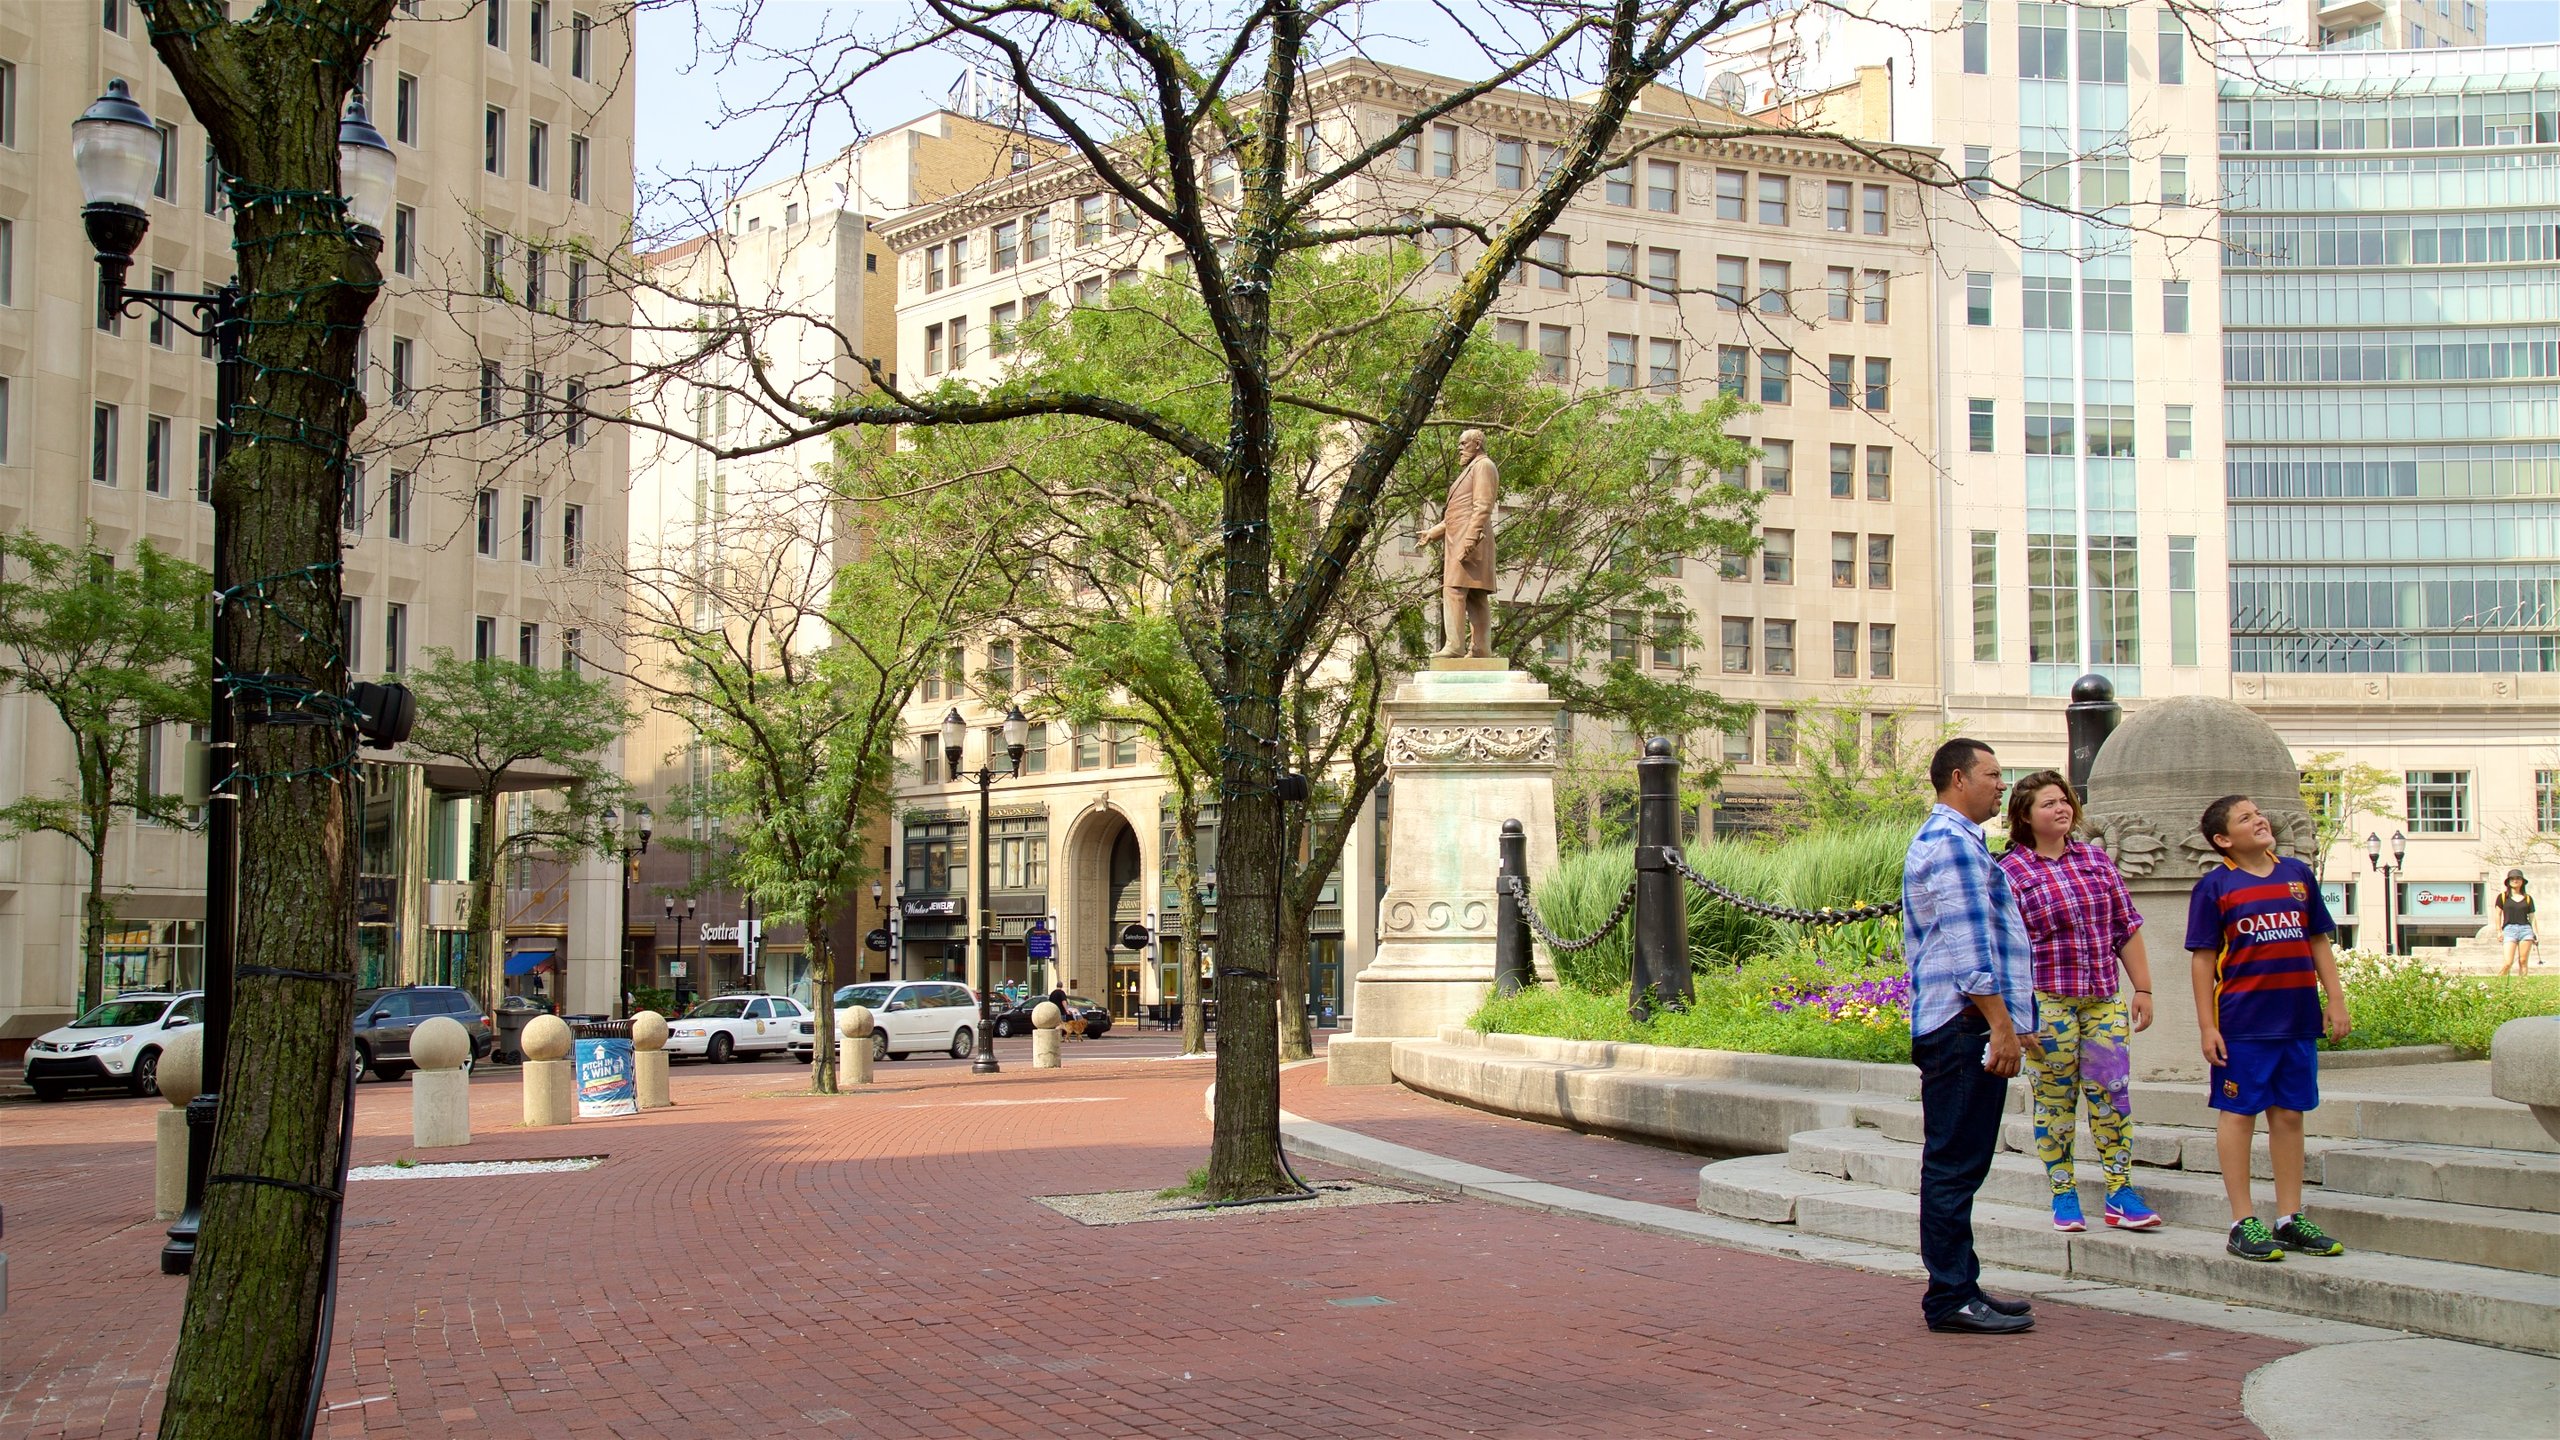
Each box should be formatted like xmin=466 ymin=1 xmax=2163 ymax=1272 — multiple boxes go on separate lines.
xmin=25 ymin=991 xmax=204 ymax=1099
xmin=665 ymin=994 xmax=808 ymax=1063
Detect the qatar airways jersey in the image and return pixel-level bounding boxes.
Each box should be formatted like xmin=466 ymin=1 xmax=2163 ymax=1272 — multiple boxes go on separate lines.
xmin=2184 ymin=856 xmax=2336 ymax=1040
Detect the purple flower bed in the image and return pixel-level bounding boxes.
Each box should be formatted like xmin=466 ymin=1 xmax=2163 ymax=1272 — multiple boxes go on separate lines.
xmin=1768 ymin=971 xmax=1912 ymax=1029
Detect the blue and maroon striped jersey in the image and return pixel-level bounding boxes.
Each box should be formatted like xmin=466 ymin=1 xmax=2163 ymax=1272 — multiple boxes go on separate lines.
xmin=2184 ymin=856 xmax=2336 ymax=1040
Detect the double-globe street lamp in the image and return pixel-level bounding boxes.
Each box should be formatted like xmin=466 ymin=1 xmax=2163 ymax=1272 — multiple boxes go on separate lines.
xmin=76 ymin=78 xmax=400 ymax=1277
xmin=944 ymin=704 xmax=1028 ymax=1076
xmin=606 ymin=805 xmax=653 ymax=1012
xmin=2366 ymin=828 xmax=2409 ymax=955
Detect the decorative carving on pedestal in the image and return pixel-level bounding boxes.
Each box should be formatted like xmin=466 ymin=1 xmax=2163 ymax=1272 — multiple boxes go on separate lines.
xmin=2088 ymin=807 xmax=2319 ymax=880
xmin=1383 ymin=897 xmax=1493 ymax=936
xmin=1388 ymin=724 xmax=1555 ymax=766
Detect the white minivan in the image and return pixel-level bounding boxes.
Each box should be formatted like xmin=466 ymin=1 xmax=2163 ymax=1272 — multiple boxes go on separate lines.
xmin=822 ymin=980 xmax=981 ymax=1062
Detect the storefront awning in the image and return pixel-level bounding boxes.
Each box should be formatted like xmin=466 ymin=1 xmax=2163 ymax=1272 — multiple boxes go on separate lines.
xmin=504 ymin=942 xmax=559 ymax=976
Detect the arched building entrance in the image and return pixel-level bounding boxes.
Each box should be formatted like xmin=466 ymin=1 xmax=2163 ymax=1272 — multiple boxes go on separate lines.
xmin=1058 ymin=802 xmax=1153 ymax=1018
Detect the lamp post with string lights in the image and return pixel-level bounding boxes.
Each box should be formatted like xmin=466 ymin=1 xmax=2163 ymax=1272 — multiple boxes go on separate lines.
xmin=944 ymin=704 xmax=1028 ymax=1075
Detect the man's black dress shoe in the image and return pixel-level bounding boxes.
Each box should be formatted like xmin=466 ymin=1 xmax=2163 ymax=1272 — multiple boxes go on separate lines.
xmin=1979 ymin=1291 xmax=2033 ymax=1317
xmin=1927 ymin=1299 xmax=2035 ymax=1335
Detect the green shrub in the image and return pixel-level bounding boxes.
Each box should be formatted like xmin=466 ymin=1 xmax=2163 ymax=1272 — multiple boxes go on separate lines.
xmin=1523 ymin=825 xmax=1908 ymax=990
xmin=1474 ymin=945 xmax=1913 ymax=1064
xmin=2331 ymin=953 xmax=2560 ymax=1056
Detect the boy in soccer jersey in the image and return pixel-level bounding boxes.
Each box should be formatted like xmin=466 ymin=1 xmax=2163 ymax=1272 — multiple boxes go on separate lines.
xmin=2186 ymin=794 xmax=2354 ymax=1263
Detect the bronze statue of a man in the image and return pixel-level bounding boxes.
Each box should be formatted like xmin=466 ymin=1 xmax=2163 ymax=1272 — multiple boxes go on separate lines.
xmin=1420 ymin=428 xmax=1498 ymax=659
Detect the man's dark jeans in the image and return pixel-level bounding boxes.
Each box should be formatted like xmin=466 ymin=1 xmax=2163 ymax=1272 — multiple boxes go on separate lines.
xmin=1914 ymin=1008 xmax=2010 ymax=1323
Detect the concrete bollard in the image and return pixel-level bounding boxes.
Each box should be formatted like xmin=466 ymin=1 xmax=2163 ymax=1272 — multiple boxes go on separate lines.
xmin=1032 ymin=1001 xmax=1063 ymax=1070
xmin=520 ymin=1014 xmax=575 ymax=1127
xmin=409 ymin=1015 xmax=473 ymax=1149
xmin=631 ymin=1010 xmax=671 ymax=1109
xmin=153 ymin=1024 xmax=204 ymax=1220
xmin=837 ymin=1006 xmax=875 ymax=1086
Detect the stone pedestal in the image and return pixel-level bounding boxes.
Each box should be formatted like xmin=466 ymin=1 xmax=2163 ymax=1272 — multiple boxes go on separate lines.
xmin=522 ymin=1059 xmax=574 ymax=1127
xmin=2083 ymin=696 xmax=2325 ymax=1083
xmin=412 ymin=1070 xmax=472 ymax=1148
xmin=1032 ymin=1001 xmax=1063 ymax=1069
xmin=154 ymin=1108 xmax=189 ymax=1220
xmin=632 ymin=1011 xmax=671 ymax=1109
xmin=1332 ymin=665 xmax=1558 ymax=1085
xmin=838 ymin=1007 xmax=875 ymax=1086
xmin=2490 ymin=1016 xmax=2560 ymax=1143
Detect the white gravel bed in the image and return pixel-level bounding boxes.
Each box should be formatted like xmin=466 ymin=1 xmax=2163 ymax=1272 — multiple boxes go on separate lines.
xmin=348 ymin=1156 xmax=605 ymax=1181
xmin=1035 ymin=1180 xmax=1429 ymax=1226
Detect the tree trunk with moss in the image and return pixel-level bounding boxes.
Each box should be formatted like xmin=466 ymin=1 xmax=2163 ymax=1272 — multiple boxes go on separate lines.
xmin=807 ymin=913 xmax=839 ymax=1093
xmin=1171 ymin=788 xmax=1207 ymax=1056
xmin=145 ymin=2 xmax=391 ymax=1435
xmin=470 ymin=782 xmax=506 ymax=1011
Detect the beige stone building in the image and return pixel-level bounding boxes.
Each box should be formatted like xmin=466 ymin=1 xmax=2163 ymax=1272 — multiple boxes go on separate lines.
xmin=870 ymin=62 xmax=1944 ymax=1020
xmin=618 ymin=109 xmax=1056 ymax=1007
xmin=0 ymin=0 xmax=636 ymax=1053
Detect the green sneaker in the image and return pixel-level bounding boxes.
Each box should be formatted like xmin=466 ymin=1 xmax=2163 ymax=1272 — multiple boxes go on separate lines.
xmin=2227 ymin=1217 xmax=2284 ymax=1262
xmin=2276 ymin=1215 xmax=2346 ymax=1257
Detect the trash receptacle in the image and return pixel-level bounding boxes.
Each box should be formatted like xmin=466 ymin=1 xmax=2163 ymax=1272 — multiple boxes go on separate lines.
xmin=494 ymin=1007 xmax=539 ymax=1064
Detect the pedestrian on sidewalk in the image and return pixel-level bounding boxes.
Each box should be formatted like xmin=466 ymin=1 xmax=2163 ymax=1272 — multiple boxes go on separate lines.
xmin=2188 ymin=795 xmax=2352 ymax=1264
xmin=1997 ymin=771 xmax=2164 ymax=1234
xmin=1902 ymin=738 xmax=2040 ymax=1336
xmin=2495 ymin=871 xmax=2536 ymax=977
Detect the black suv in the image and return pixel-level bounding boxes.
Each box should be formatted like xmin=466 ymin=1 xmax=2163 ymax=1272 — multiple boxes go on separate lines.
xmin=351 ymin=986 xmax=493 ymax=1082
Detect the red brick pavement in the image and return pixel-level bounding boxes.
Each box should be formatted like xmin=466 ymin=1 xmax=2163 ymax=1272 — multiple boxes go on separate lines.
xmin=1 ymin=1042 xmax=2291 ymax=1438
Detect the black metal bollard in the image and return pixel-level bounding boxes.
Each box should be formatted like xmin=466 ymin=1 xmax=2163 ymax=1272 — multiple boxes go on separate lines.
xmin=2065 ymin=673 xmax=2121 ymax=803
xmin=1493 ymin=819 xmax=1533 ymax=996
xmin=1629 ymin=737 xmax=1692 ymax=1019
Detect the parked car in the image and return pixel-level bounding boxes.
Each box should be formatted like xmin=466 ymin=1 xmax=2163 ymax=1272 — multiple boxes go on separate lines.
xmin=351 ymin=986 xmax=494 ymax=1082
xmin=990 ymin=994 xmax=1111 ymax=1039
xmin=666 ymin=993 xmax=809 ymax=1062
xmin=24 ymin=991 xmax=203 ymax=1099
xmin=820 ymin=980 xmax=983 ymax=1061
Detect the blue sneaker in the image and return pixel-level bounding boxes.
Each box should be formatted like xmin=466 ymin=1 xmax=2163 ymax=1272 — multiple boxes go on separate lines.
xmin=2051 ymin=1190 xmax=2086 ymax=1232
xmin=2105 ymin=1188 xmax=2163 ymax=1230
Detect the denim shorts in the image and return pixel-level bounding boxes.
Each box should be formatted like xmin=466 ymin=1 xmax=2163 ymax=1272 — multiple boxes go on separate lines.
xmin=2508 ymin=924 xmax=2539 ymax=943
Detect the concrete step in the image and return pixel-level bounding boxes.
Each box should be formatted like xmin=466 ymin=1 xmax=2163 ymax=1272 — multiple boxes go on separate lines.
xmin=2319 ymin=1144 xmax=2560 ymax=1217
xmin=2130 ymin=1083 xmax=2559 ymax=1155
xmin=1697 ymin=1154 xmax=2560 ymax=1354
xmin=1785 ymin=1127 xmax=2560 ymax=1277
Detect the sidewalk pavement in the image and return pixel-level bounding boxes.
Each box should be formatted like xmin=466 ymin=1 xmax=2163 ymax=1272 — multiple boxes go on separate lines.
xmin=4 ymin=1041 xmax=2323 ymax=1438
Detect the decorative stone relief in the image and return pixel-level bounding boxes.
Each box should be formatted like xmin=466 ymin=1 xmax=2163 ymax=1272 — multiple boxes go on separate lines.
xmin=1383 ymin=898 xmax=1493 ymax=935
xmin=2086 ymin=812 xmax=2168 ymax=878
xmin=2090 ymin=807 xmax=2319 ymax=879
xmin=1388 ymin=724 xmax=1556 ymax=766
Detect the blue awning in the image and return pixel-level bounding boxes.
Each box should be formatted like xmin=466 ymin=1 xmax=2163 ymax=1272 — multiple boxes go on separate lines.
xmin=504 ymin=943 xmax=559 ymax=976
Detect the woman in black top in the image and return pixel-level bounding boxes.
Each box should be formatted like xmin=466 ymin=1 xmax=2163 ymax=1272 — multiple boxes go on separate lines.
xmin=2496 ymin=871 xmax=2536 ymax=977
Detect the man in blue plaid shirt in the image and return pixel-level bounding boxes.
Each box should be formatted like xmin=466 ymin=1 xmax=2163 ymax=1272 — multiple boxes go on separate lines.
xmin=1902 ymin=738 xmax=2039 ymax=1335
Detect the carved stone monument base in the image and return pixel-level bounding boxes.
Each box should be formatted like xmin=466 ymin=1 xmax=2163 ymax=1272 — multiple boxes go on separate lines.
xmin=1331 ymin=668 xmax=1558 ymax=1085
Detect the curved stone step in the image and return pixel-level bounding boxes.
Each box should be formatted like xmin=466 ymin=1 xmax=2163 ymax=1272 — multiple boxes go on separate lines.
xmin=1697 ymin=1153 xmax=2560 ymax=1354
xmin=1785 ymin=1127 xmax=2560 ymax=1277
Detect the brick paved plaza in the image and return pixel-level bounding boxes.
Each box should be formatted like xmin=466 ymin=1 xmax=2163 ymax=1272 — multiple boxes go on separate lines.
xmin=2 ymin=1041 xmax=2296 ymax=1438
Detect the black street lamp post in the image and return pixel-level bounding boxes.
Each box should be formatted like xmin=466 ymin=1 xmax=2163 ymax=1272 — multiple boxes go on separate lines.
xmin=607 ymin=805 xmax=652 ymax=1013
xmin=945 ymin=704 xmax=1028 ymax=1076
xmin=76 ymin=79 xmax=399 ymax=1278
xmin=2365 ymin=829 xmax=2408 ymax=955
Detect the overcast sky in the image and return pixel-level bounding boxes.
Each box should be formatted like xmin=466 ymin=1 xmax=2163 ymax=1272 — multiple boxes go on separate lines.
xmin=631 ymin=0 xmax=2560 ymax=213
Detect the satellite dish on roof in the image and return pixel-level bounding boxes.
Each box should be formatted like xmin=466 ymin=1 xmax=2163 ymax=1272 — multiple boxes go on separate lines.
xmin=1707 ymin=71 xmax=1750 ymax=110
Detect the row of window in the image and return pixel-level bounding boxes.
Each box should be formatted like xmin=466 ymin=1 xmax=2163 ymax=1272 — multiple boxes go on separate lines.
xmin=2222 ymin=268 xmax=2559 ymax=329
xmin=1960 ymin=270 xmax=2190 ymax=335
xmin=480 ymin=106 xmax=597 ymax=199
xmin=2229 ymin=503 xmax=2559 ymax=564
xmin=1715 ymin=705 xmax=1905 ymax=771
xmin=1966 ymin=399 xmax=2195 ymax=460
xmin=1967 ymin=2 xmax=2178 ymax=86
xmin=479 ymin=234 xmax=594 ymax=316
xmin=2222 ymin=214 xmax=2559 ymax=270
xmin=474 ymin=363 xmax=591 ymax=445
xmin=1710 ymin=441 xmax=1897 ymax=505
xmin=2218 ymin=154 xmax=2558 ymax=217
xmin=2226 ymin=333 xmax=2559 ymax=386
xmin=1964 ymin=531 xmax=2196 ymax=670
xmin=466 ymin=486 xmax=588 ymax=566
xmin=1710 ymin=617 xmax=1899 ymax=681
xmin=2217 ymin=89 xmax=2554 ymax=155
xmin=2234 ymin=632 xmax=2557 ymax=675
xmin=2224 ymin=447 xmax=2560 ymax=501
xmin=913 ymin=722 xmax=1140 ymax=784
xmin=2228 ymin=567 xmax=2556 ymax=636
xmin=2227 ymin=387 xmax=2559 ymax=446
xmin=474 ymin=0 xmax=603 ymax=78
xmin=85 ymin=403 xmax=210 ymax=497
xmin=334 ymin=597 xmax=582 ymax=681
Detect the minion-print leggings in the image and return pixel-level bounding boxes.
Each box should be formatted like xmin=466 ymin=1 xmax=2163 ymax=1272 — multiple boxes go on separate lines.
xmin=2030 ymin=992 xmax=2135 ymax=1195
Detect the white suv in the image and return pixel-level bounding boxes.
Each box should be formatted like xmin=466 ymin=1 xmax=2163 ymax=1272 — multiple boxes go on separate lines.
xmin=24 ymin=991 xmax=204 ymax=1100
xmin=666 ymin=994 xmax=809 ymax=1063
xmin=818 ymin=981 xmax=982 ymax=1062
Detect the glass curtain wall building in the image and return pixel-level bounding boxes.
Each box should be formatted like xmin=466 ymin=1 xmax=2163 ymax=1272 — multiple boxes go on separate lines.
xmin=2219 ymin=51 xmax=2559 ymax=675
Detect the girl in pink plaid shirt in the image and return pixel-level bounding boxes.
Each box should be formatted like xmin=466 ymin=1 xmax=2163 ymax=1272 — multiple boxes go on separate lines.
xmin=1997 ymin=771 xmax=2163 ymax=1233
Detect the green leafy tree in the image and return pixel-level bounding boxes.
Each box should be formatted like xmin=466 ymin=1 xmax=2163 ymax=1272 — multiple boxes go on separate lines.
xmin=618 ymin=477 xmax=1009 ymax=1092
xmin=875 ymin=252 xmax=1755 ymax=1060
xmin=0 ymin=532 xmax=211 ymax=1015
xmin=402 ymin=650 xmax=632 ymax=1012
xmin=2299 ymin=751 xmax=2405 ymax=881
xmin=1772 ymin=693 xmax=1952 ymax=837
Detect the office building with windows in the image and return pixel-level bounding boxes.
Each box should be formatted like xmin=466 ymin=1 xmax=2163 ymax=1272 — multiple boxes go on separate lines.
xmin=0 ymin=0 xmax=635 ymax=1053
xmin=872 ymin=60 xmax=1942 ymax=1019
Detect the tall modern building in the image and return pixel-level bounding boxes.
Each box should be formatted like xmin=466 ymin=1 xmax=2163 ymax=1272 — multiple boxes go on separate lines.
xmin=873 ymin=60 xmax=1943 ymax=1018
xmin=0 ymin=0 xmax=637 ymax=1055
xmin=2216 ymin=44 xmax=2558 ymax=951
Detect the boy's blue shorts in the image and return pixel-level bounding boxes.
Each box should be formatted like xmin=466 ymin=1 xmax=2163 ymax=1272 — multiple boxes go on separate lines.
xmin=2209 ymin=1036 xmax=2320 ymax=1116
